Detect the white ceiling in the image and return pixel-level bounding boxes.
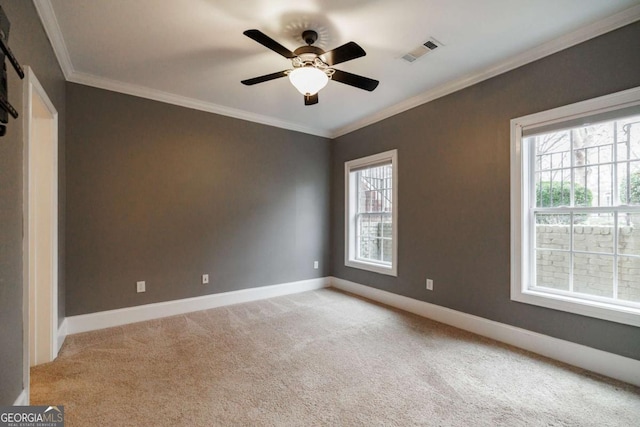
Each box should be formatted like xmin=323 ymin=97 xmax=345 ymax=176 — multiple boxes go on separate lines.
xmin=37 ymin=0 xmax=640 ymax=138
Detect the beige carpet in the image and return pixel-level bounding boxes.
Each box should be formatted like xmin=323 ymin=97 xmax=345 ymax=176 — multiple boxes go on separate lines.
xmin=31 ymin=288 xmax=640 ymax=426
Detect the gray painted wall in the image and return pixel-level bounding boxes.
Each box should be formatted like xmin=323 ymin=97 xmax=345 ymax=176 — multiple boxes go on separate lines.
xmin=2 ymin=6 xmax=637 ymax=407
xmin=331 ymin=22 xmax=640 ymax=360
xmin=65 ymin=83 xmax=330 ymax=315
xmin=0 ymin=1 xmax=66 ymax=405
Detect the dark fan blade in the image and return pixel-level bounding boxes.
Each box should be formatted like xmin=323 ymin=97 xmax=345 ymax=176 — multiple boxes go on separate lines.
xmin=331 ymin=69 xmax=379 ymax=91
xmin=321 ymin=42 xmax=366 ymax=66
xmin=304 ymin=93 xmax=318 ymax=105
xmin=244 ymin=29 xmax=296 ymax=59
xmin=241 ymin=70 xmax=288 ymax=86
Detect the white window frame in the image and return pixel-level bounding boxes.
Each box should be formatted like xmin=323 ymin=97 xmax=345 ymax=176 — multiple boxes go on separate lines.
xmin=345 ymin=149 xmax=398 ymax=276
xmin=511 ymin=86 xmax=640 ymax=327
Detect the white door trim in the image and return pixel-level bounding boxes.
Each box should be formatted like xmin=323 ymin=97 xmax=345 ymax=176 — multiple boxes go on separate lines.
xmin=22 ymin=66 xmax=59 ymax=403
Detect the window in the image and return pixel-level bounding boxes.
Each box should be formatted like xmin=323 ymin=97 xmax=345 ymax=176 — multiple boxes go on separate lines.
xmin=511 ymin=87 xmax=640 ymax=326
xmin=345 ymin=149 xmax=398 ymax=276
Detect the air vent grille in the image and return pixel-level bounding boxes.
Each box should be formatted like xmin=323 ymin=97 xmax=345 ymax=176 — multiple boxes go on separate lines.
xmin=402 ymin=37 xmax=443 ymax=63
xmin=423 ymin=40 xmax=438 ymax=50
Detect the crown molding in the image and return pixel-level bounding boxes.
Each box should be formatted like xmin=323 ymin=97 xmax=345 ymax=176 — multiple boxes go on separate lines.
xmin=34 ymin=0 xmax=329 ymax=137
xmin=34 ymin=0 xmax=640 ymax=139
xmin=330 ymin=4 xmax=640 ymax=138
xmin=68 ymin=71 xmax=332 ymax=138
xmin=33 ymin=0 xmax=74 ymax=79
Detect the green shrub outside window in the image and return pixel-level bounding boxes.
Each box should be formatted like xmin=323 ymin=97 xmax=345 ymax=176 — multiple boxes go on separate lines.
xmin=620 ymin=172 xmax=640 ymax=205
xmin=536 ymin=181 xmax=592 ymax=224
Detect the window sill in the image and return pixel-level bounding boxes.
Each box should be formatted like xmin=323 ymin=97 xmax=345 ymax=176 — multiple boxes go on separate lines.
xmin=345 ymin=259 xmax=397 ymax=277
xmin=511 ymin=287 xmax=640 ymax=327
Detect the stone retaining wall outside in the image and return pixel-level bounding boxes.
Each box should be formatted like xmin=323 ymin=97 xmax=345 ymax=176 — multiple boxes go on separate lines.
xmin=536 ymin=225 xmax=640 ymax=302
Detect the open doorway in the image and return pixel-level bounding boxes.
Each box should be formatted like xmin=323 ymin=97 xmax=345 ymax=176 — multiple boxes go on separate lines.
xmin=22 ymin=66 xmax=59 ymax=403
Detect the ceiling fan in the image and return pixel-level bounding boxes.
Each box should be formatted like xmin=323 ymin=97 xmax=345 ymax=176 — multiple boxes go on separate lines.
xmin=241 ymin=29 xmax=379 ymax=105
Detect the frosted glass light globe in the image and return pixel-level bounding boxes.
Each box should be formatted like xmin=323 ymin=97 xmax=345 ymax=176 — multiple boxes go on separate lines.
xmin=288 ymin=67 xmax=329 ymax=96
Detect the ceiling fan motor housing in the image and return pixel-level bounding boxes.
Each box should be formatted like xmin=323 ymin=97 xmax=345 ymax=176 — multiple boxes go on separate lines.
xmin=293 ymin=45 xmax=324 ymax=58
xmin=291 ymin=46 xmax=332 ymax=76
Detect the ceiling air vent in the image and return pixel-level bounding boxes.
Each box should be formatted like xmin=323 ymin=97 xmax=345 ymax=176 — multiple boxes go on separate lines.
xmin=402 ymin=37 xmax=442 ymax=63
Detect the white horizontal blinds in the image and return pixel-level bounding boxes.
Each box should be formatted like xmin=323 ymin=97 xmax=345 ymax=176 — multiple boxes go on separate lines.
xmin=523 ymin=104 xmax=640 ymax=137
xmin=348 ymin=159 xmax=392 ymax=173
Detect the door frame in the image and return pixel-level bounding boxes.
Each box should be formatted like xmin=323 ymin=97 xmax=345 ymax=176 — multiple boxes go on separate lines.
xmin=22 ymin=66 xmax=59 ymax=402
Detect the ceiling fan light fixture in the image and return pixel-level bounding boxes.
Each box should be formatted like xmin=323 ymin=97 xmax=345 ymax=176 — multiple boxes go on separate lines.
xmin=288 ymin=66 xmax=329 ymax=96
xmin=242 ymin=29 xmax=378 ymax=105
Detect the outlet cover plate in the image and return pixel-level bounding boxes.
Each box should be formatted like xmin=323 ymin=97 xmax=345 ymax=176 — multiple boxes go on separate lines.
xmin=426 ymin=279 xmax=433 ymax=291
xmin=136 ymin=281 xmax=146 ymax=293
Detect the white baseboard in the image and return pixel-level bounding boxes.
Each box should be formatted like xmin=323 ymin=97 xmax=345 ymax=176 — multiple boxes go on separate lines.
xmin=56 ymin=318 xmax=67 ymax=354
xmin=61 ymin=275 xmax=639 ymax=386
xmin=13 ymin=389 xmax=28 ymax=406
xmin=330 ymin=277 xmax=640 ymax=388
xmin=66 ymin=277 xmax=330 ymax=334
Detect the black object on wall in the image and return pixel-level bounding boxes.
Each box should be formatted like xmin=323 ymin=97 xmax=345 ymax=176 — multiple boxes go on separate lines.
xmin=0 ymin=5 xmax=24 ymax=137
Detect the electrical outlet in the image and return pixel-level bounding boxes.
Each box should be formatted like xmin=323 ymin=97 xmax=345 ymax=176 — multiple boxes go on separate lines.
xmin=136 ymin=281 xmax=146 ymax=293
xmin=202 ymin=274 xmax=209 ymax=284
xmin=313 ymin=261 xmax=319 ymax=269
xmin=426 ymin=278 xmax=433 ymax=291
